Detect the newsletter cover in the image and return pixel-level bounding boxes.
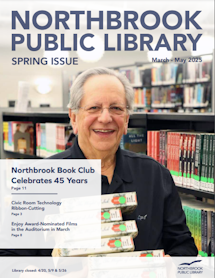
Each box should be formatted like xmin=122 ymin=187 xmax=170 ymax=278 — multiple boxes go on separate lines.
xmin=0 ymin=0 xmax=214 ymax=277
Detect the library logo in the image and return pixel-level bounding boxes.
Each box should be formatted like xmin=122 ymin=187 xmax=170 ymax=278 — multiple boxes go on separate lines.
xmin=177 ymin=260 xmax=203 ymax=275
xmin=179 ymin=260 xmax=202 ymax=266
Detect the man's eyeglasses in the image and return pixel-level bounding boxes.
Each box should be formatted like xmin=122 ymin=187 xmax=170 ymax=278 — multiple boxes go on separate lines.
xmin=78 ymin=104 xmax=129 ymax=116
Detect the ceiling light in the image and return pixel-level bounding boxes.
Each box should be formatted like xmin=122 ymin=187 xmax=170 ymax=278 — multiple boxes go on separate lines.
xmin=77 ymin=35 xmax=104 ymax=62
xmin=35 ymin=77 xmax=52 ymax=94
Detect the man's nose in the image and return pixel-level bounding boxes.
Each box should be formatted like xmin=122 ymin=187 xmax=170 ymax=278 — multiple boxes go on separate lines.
xmin=98 ymin=108 xmax=112 ymax=123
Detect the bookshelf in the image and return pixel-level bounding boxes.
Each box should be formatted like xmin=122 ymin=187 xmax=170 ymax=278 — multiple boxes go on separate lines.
xmin=2 ymin=112 xmax=214 ymax=200
xmin=65 ymin=53 xmax=213 ymax=113
xmin=110 ymin=53 xmax=214 ymax=113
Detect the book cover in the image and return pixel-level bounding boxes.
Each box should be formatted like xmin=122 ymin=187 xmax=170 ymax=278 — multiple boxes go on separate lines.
xmin=122 ymin=128 xmax=147 ymax=154
xmin=52 ymin=236 xmax=134 ymax=257
xmin=12 ymin=121 xmax=34 ymax=155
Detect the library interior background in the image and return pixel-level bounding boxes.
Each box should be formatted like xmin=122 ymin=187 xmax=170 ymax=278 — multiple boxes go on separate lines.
xmin=0 ymin=1 xmax=214 ymax=258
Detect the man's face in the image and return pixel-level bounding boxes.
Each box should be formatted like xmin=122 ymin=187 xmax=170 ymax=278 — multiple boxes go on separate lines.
xmin=70 ymin=74 xmax=129 ymax=155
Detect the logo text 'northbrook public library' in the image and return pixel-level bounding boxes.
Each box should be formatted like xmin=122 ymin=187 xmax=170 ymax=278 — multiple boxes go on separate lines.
xmin=178 ymin=260 xmax=203 ymax=275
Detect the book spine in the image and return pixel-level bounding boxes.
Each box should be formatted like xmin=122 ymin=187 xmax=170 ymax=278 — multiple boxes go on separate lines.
xmin=100 ymin=221 xmax=138 ymax=238
xmin=198 ymin=209 xmax=202 ymax=252
xmin=171 ymin=132 xmax=175 ymax=181
xmin=211 ymin=212 xmax=215 ymax=256
xmin=164 ymin=131 xmax=168 ymax=168
xmin=206 ymin=211 xmax=212 ymax=255
xmin=194 ymin=209 xmax=199 ymax=250
xmin=178 ymin=133 xmax=184 ymax=186
xmin=205 ymin=134 xmax=211 ymax=192
xmin=89 ymin=249 xmax=164 ymax=259
xmin=53 ymin=236 xmax=135 ymax=257
xmin=88 ymin=251 xmax=165 ymax=270
xmin=190 ymin=135 xmax=196 ymax=188
xmin=147 ymin=131 xmax=151 ymax=157
xmin=61 ymin=126 xmax=66 ymax=151
xmin=161 ymin=130 xmax=164 ymax=166
xmin=8 ymin=122 xmax=13 ymax=151
xmin=171 ymin=132 xmax=175 ymax=179
xmin=190 ymin=208 xmax=194 ymax=239
xmin=200 ymin=134 xmax=207 ymax=191
xmin=101 ymin=192 xmax=137 ymax=212
xmin=154 ymin=131 xmax=157 ymax=161
xmin=201 ymin=210 xmax=205 ymax=254
xmin=155 ymin=131 xmax=160 ymax=162
xmin=182 ymin=134 xmax=188 ymax=187
xmin=57 ymin=221 xmax=138 ymax=243
xmin=36 ymin=123 xmax=40 ymax=157
xmin=195 ymin=134 xmax=203 ymax=190
xmin=151 ymin=131 xmax=155 ymax=159
xmin=167 ymin=132 xmax=170 ymax=172
xmin=159 ymin=131 xmax=163 ymax=164
xmin=101 ymin=209 xmax=122 ymax=222
xmin=186 ymin=135 xmax=192 ymax=188
xmin=41 ymin=123 xmax=46 ymax=157
xmin=207 ymin=135 xmax=213 ymax=192
xmin=3 ymin=122 xmax=9 ymax=150
xmin=45 ymin=208 xmax=122 ymax=226
xmin=175 ymin=133 xmax=180 ymax=185
xmin=171 ymin=132 xmax=177 ymax=183
xmin=198 ymin=134 xmax=204 ymax=189
xmin=211 ymin=135 xmax=215 ymax=192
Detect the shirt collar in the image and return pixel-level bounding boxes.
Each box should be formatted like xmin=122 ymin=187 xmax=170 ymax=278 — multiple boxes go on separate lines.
xmin=114 ymin=147 xmax=133 ymax=183
xmin=70 ymin=136 xmax=86 ymax=159
xmin=71 ymin=137 xmax=133 ymax=183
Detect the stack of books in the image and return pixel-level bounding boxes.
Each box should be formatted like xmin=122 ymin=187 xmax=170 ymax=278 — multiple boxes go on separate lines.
xmin=151 ymin=86 xmax=183 ymax=108
xmin=36 ymin=123 xmax=73 ymax=157
xmin=183 ymin=84 xmax=211 ymax=108
xmin=134 ymin=88 xmax=145 ymax=106
xmin=119 ymin=67 xmax=141 ymax=85
xmin=3 ymin=121 xmax=34 ymax=155
xmin=52 ymin=192 xmax=139 ymax=257
xmin=147 ymin=131 xmax=215 ymax=193
xmin=3 ymin=121 xmax=74 ymax=157
xmin=51 ymin=192 xmax=164 ymax=259
xmin=87 ymin=250 xmax=165 ymax=278
xmin=183 ymin=61 xmax=212 ymax=83
xmin=151 ymin=63 xmax=180 ymax=85
xmin=51 ymin=192 xmax=165 ymax=278
xmin=181 ymin=195 xmax=215 ymax=257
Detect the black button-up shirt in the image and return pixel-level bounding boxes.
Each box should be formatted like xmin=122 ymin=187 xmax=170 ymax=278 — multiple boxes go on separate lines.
xmin=49 ymin=138 xmax=198 ymax=256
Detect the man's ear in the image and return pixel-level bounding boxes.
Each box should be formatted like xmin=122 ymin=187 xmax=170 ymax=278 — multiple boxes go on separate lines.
xmin=69 ymin=109 xmax=78 ymax=134
xmin=123 ymin=114 xmax=129 ymax=135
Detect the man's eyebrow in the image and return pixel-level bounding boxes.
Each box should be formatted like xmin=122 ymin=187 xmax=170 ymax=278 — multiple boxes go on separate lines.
xmin=86 ymin=102 xmax=101 ymax=105
xmin=86 ymin=101 xmax=124 ymax=106
xmin=110 ymin=102 xmax=125 ymax=105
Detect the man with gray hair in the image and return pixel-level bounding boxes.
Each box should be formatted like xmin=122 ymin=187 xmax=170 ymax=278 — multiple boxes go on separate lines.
xmin=52 ymin=67 xmax=198 ymax=256
xmin=0 ymin=67 xmax=198 ymax=257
